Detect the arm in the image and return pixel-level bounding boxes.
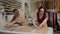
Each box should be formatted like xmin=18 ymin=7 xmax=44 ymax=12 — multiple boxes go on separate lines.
xmin=39 ymin=13 xmax=48 ymax=28
xmin=32 ymin=18 xmax=38 ymax=28
xmin=6 ymin=19 xmax=17 ymax=27
xmin=8 ymin=20 xmax=16 ymax=26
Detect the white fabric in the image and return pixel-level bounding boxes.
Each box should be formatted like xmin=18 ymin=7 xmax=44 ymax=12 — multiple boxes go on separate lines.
xmin=0 ymin=27 xmax=53 ymax=34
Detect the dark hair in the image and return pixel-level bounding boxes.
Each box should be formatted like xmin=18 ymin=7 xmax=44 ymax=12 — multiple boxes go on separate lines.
xmin=37 ymin=6 xmax=46 ymax=23
xmin=37 ymin=6 xmax=46 ymax=15
xmin=13 ymin=9 xmax=17 ymax=12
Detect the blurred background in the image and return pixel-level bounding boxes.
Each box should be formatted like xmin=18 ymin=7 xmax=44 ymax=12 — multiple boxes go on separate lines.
xmin=0 ymin=0 xmax=60 ymax=34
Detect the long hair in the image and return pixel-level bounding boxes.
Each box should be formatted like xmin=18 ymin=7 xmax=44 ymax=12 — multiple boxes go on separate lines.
xmin=37 ymin=6 xmax=46 ymax=23
xmin=10 ymin=9 xmax=19 ymax=22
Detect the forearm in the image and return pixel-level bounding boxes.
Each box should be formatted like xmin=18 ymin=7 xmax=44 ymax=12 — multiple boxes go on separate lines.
xmin=10 ymin=21 xmax=16 ymax=25
xmin=7 ymin=20 xmax=16 ymax=26
xmin=39 ymin=17 xmax=48 ymax=27
xmin=32 ymin=18 xmax=37 ymax=26
xmin=32 ymin=21 xmax=37 ymax=26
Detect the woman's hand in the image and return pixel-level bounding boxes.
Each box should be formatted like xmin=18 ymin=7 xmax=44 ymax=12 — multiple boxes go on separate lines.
xmin=34 ymin=25 xmax=41 ymax=29
xmin=5 ymin=21 xmax=16 ymax=28
xmin=34 ymin=25 xmax=38 ymax=28
xmin=5 ymin=22 xmax=11 ymax=28
xmin=36 ymin=26 xmax=41 ymax=29
xmin=36 ymin=24 xmax=42 ymax=29
xmin=36 ymin=27 xmax=40 ymax=29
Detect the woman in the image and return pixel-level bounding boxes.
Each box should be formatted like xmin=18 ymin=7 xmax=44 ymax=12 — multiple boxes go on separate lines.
xmin=5 ymin=9 xmax=25 ymax=27
xmin=32 ymin=6 xmax=48 ymax=29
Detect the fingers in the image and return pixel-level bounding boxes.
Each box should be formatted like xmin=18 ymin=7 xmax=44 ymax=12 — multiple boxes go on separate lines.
xmin=5 ymin=24 xmax=10 ymax=28
xmin=5 ymin=22 xmax=13 ymax=28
